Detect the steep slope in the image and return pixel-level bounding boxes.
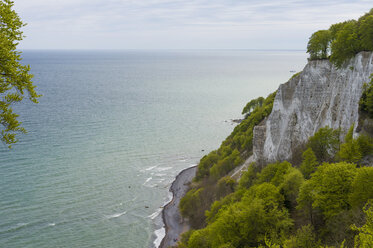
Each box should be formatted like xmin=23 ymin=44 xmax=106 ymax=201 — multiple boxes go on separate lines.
xmin=253 ymin=51 xmax=373 ymax=165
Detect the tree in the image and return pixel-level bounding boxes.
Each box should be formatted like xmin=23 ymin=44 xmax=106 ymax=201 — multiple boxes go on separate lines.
xmin=307 ymin=30 xmax=332 ymax=60
xmin=279 ymin=168 xmax=304 ymax=209
xmin=242 ymin=96 xmax=264 ymax=116
xmin=299 ymin=148 xmax=318 ymax=179
xmin=351 ymin=202 xmax=373 ymax=247
xmin=307 ymin=126 xmax=340 ymax=163
xmin=349 ymin=167 xmax=373 ymax=208
xmin=337 ymin=126 xmax=362 ymax=163
xmin=283 ymin=225 xmax=319 ymax=248
xmin=330 ymin=21 xmax=360 ymax=68
xmin=308 ymin=162 xmax=357 ymax=219
xmin=359 ymin=15 xmax=373 ymax=51
xmin=0 ymin=0 xmax=40 ymax=147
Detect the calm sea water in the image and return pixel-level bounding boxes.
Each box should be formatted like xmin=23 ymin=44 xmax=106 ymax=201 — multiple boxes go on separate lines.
xmin=0 ymin=50 xmax=307 ymax=248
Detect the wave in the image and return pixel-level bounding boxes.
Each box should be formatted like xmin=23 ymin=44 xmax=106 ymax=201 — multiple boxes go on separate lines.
xmin=143 ymin=177 xmax=152 ymax=185
xmin=153 ymin=227 xmax=165 ymax=248
xmin=2 ymin=222 xmax=29 ymax=234
xmin=156 ymin=167 xmax=172 ymax=172
xmin=148 ymin=208 xmax=162 ymax=220
xmin=145 ymin=165 xmax=158 ymax=171
xmin=107 ymin=211 xmax=127 ymax=219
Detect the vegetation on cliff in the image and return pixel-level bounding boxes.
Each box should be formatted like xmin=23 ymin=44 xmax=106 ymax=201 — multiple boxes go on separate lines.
xmin=175 ymin=9 xmax=373 ymax=248
xmin=360 ymin=76 xmax=373 ymax=118
xmin=307 ymin=9 xmax=373 ymax=67
xmin=176 ymin=125 xmax=373 ymax=248
xmin=179 ymin=92 xmax=276 ymax=228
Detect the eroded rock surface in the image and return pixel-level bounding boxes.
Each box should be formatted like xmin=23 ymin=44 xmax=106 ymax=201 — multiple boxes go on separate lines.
xmin=254 ymin=52 xmax=373 ymax=164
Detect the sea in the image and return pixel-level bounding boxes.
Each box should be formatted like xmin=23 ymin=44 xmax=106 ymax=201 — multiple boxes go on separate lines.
xmin=0 ymin=50 xmax=307 ymax=248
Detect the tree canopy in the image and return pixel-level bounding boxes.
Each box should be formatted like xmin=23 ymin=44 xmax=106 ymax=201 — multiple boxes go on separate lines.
xmin=307 ymin=8 xmax=373 ymax=68
xmin=0 ymin=0 xmax=40 ymax=147
xmin=307 ymin=30 xmax=331 ymax=60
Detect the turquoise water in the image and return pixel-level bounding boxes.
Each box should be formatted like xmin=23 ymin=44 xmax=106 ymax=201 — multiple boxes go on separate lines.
xmin=0 ymin=50 xmax=307 ymax=248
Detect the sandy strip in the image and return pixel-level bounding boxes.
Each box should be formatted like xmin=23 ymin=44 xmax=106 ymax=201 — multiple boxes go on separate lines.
xmin=159 ymin=166 xmax=197 ymax=248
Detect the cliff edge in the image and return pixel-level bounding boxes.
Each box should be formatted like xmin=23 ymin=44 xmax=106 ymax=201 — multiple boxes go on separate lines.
xmin=254 ymin=51 xmax=373 ymax=165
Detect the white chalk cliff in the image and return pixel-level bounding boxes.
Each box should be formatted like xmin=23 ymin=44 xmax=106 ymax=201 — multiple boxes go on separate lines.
xmin=253 ymin=51 xmax=373 ymax=164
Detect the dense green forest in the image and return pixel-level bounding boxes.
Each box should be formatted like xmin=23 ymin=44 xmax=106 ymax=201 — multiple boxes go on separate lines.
xmin=177 ymin=121 xmax=373 ymax=248
xmin=176 ymin=9 xmax=373 ymax=248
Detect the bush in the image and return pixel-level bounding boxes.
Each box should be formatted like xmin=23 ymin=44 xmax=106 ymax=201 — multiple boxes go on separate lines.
xmin=360 ymin=76 xmax=373 ymax=118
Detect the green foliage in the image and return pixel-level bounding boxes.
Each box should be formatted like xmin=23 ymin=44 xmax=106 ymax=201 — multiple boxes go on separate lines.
xmin=307 ymin=126 xmax=340 ymax=163
xmin=210 ymin=149 xmax=242 ymax=180
xmin=359 ymin=9 xmax=373 ymax=51
xmin=299 ymin=148 xmax=318 ymax=179
xmin=337 ymin=125 xmax=373 ymax=163
xmin=283 ymin=225 xmax=319 ymax=248
xmin=349 ymin=167 xmax=373 ymax=208
xmin=216 ymin=176 xmax=236 ymax=199
xmin=255 ymin=161 xmax=293 ymax=186
xmin=179 ymin=92 xmax=277 ymax=228
xmin=356 ymin=135 xmax=373 ymax=157
xmin=307 ymin=30 xmax=332 ymax=60
xmin=279 ymin=168 xmax=304 ymax=209
xmin=290 ymin=71 xmax=301 ymax=80
xmin=195 ymin=92 xmax=276 ymax=181
xmin=245 ymin=183 xmax=284 ymax=209
xmin=196 ymin=152 xmax=219 ymax=180
xmin=306 ymin=9 xmax=373 ymax=67
xmin=176 ymin=230 xmax=195 ymax=248
xmin=0 ymin=0 xmax=40 ymax=147
xmin=179 ymin=188 xmax=203 ymax=220
xmin=330 ymin=20 xmax=360 ymax=67
xmin=296 ymin=180 xmax=314 ymax=221
xmin=187 ymin=196 xmax=292 ymax=248
xmin=337 ymin=126 xmax=362 ymax=163
xmin=205 ymin=189 xmax=245 ymax=224
xmin=242 ymin=96 xmax=264 ymax=115
xmin=352 ymin=202 xmax=373 ymax=247
xmin=299 ymin=162 xmax=357 ymax=219
xmin=359 ymin=76 xmax=373 ymax=118
xmin=187 ymin=229 xmax=210 ymax=248
xmin=238 ymin=162 xmax=258 ymax=189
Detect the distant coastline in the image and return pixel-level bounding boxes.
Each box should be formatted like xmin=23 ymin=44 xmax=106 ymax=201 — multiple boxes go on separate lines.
xmin=159 ymin=165 xmax=197 ymax=248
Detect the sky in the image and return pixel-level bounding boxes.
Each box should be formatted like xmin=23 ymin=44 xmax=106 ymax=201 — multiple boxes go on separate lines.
xmin=13 ymin=0 xmax=373 ymax=50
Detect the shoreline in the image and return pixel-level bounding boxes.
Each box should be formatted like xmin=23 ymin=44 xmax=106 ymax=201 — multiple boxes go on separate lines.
xmin=159 ymin=165 xmax=197 ymax=248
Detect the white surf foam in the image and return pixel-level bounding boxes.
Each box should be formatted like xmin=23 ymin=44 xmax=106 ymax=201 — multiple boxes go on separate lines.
xmin=143 ymin=177 xmax=152 ymax=185
xmin=156 ymin=167 xmax=172 ymax=172
xmin=148 ymin=208 xmax=162 ymax=220
xmin=153 ymin=227 xmax=165 ymax=248
xmin=145 ymin=165 xmax=158 ymax=171
xmin=107 ymin=211 xmax=127 ymax=219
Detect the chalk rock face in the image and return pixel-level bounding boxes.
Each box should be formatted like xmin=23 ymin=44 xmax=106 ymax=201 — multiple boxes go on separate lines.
xmin=253 ymin=52 xmax=373 ymax=164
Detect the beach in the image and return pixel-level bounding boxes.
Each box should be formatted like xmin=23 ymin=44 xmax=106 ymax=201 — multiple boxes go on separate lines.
xmin=159 ymin=166 xmax=197 ymax=248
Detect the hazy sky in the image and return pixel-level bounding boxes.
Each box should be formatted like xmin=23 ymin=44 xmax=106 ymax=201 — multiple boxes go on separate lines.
xmin=13 ymin=0 xmax=373 ymax=50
